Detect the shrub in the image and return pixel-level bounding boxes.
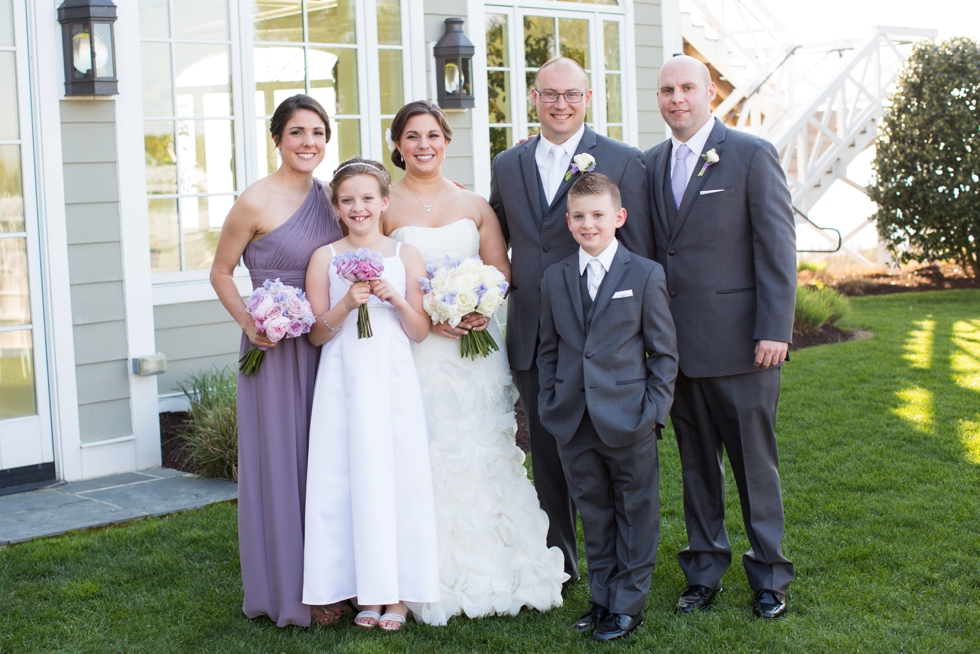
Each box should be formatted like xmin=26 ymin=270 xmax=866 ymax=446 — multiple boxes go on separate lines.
xmin=797 ymin=259 xmax=825 ymax=273
xmin=177 ymin=367 xmax=238 ymax=481
xmin=794 ymin=286 xmax=852 ymax=333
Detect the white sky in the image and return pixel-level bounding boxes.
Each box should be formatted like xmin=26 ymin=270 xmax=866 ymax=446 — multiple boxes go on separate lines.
xmin=755 ymin=1 xmax=980 ymax=254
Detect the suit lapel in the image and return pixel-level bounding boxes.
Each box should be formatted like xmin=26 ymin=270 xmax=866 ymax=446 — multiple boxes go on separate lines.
xmin=548 ymin=126 xmax=597 ymax=212
xmin=670 ymin=120 xmax=727 ymax=243
xmin=652 ymin=142 xmax=671 ymax=238
xmin=562 ymin=259 xmax=586 ymax=334
xmin=518 ymin=136 xmax=545 ymax=222
xmin=589 ymin=244 xmax=630 ymax=326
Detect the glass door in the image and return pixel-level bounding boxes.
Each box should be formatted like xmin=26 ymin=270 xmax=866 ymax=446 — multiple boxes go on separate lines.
xmin=0 ymin=0 xmax=54 ymax=486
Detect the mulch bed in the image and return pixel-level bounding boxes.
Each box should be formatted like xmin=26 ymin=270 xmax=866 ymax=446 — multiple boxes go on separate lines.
xmin=828 ymin=264 xmax=979 ymax=296
xmin=160 ymin=411 xmax=195 ymax=473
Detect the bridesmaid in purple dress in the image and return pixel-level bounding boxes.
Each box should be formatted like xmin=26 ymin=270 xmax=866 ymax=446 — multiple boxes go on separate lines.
xmin=210 ymin=95 xmax=343 ymax=627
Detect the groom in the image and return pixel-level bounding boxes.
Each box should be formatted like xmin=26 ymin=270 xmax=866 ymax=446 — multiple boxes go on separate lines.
xmin=643 ymin=55 xmax=797 ymax=619
xmin=489 ymin=57 xmax=655 ymax=583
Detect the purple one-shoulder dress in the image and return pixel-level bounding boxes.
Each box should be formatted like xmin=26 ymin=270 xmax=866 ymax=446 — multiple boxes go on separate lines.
xmin=237 ymin=178 xmax=341 ymax=627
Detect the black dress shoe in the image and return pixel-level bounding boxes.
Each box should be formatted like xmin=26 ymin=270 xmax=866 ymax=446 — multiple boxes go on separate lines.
xmin=570 ymin=603 xmax=608 ymax=633
xmin=676 ymin=585 xmax=721 ymax=612
xmin=752 ymin=589 xmax=787 ymax=619
xmin=592 ymin=612 xmax=643 ymax=642
xmin=563 ymin=574 xmax=581 ymax=589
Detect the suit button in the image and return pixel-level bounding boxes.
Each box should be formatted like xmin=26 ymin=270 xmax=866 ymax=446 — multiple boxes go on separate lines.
xmin=669 ymin=290 xmax=677 ymax=298
xmin=668 ymin=249 xmax=676 ymax=256
xmin=585 ymin=352 xmax=594 ymax=359
xmin=542 ymin=245 xmax=551 ymax=252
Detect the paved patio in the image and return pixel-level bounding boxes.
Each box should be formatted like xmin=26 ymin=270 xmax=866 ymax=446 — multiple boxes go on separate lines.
xmin=0 ymin=468 xmax=237 ymax=547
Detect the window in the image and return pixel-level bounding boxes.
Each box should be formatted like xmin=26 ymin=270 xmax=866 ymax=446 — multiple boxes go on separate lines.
xmin=486 ymin=2 xmax=628 ymax=165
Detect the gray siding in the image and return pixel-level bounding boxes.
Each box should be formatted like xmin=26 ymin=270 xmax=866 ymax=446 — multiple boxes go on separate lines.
xmin=60 ymin=100 xmax=132 ymax=444
xmin=154 ymin=300 xmax=242 ymax=395
xmin=635 ymin=0 xmax=667 ymax=150
xmin=425 ymin=1 xmax=475 ymax=188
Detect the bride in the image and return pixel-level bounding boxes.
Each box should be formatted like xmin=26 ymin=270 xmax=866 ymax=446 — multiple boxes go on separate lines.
xmin=383 ymin=101 xmax=567 ymax=626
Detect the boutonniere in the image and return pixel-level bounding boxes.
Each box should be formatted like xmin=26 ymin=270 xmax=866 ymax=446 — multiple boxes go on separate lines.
xmin=697 ymin=148 xmax=719 ymax=177
xmin=565 ymin=153 xmax=597 ymax=181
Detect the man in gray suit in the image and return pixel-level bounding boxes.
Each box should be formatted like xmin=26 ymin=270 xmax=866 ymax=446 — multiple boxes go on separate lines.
xmin=489 ymin=57 xmax=655 ymax=583
xmin=642 ymin=56 xmax=797 ymax=619
xmin=538 ymin=173 xmax=677 ymax=641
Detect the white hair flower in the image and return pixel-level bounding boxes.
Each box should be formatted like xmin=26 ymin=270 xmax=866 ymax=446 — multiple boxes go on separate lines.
xmin=385 ymin=128 xmax=398 ymax=154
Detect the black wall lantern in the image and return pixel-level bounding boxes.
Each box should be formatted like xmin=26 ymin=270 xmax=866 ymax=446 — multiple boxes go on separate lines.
xmin=57 ymin=0 xmax=118 ymax=96
xmin=434 ymin=17 xmax=475 ymax=110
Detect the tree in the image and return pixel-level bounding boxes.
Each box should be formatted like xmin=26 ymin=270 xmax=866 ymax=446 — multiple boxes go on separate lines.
xmin=871 ymin=38 xmax=980 ymax=277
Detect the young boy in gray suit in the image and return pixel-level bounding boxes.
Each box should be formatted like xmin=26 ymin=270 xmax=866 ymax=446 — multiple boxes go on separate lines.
xmin=537 ymin=173 xmax=678 ymax=642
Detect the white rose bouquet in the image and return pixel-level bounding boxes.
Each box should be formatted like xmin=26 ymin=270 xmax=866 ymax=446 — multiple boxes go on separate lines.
xmin=420 ymin=256 xmax=509 ymax=359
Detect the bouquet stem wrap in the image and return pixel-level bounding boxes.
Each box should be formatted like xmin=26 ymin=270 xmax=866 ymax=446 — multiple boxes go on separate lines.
xmin=420 ymin=256 xmax=509 ymax=360
xmin=333 ymin=248 xmax=385 ymax=339
xmin=239 ymin=279 xmax=316 ymax=376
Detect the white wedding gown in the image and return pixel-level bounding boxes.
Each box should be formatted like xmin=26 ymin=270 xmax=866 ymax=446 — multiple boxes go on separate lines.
xmin=391 ymin=220 xmax=567 ymax=626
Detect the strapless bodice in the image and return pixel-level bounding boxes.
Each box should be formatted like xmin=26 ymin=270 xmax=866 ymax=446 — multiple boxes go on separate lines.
xmin=389 ymin=220 xmax=480 ymax=265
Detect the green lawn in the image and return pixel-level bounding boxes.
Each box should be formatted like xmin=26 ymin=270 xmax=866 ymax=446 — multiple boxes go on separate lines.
xmin=2 ymin=290 xmax=979 ymax=653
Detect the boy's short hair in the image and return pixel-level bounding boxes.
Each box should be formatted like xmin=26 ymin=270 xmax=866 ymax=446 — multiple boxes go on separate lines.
xmin=567 ymin=172 xmax=622 ymax=212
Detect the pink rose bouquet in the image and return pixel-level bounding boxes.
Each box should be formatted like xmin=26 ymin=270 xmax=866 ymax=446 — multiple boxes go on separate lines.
xmin=333 ymin=248 xmax=384 ymax=339
xmin=239 ymin=278 xmax=316 ymax=375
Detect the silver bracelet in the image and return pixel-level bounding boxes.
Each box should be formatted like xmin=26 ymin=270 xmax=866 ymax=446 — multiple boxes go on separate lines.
xmin=322 ymin=312 xmax=341 ymax=332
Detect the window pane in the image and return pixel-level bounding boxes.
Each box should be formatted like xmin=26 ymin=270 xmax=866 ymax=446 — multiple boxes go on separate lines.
xmin=607 ymin=125 xmax=622 ymax=141
xmin=173 ymin=0 xmax=229 ymax=41
xmin=144 ymin=121 xmax=177 ymax=195
xmin=307 ymin=0 xmax=356 ymax=45
xmin=257 ymin=119 xmax=277 ymax=178
xmin=486 ymin=14 xmax=508 ymax=68
xmin=0 ymin=145 xmax=23 ymax=234
xmin=0 ymin=52 xmax=17 ymax=140
xmin=488 ymin=70 xmax=510 ymax=124
xmin=378 ymin=50 xmax=403 ymax=116
xmin=376 ymin=0 xmax=401 ymax=46
xmin=606 ymin=73 xmax=622 ymax=123
xmin=0 ymin=329 xmax=36 ymax=420
xmin=0 ymin=236 xmax=29 ymax=326
xmin=489 ymin=126 xmax=512 ymax=167
xmin=176 ymin=120 xmax=235 ymax=195
xmin=524 ymin=16 xmax=555 ymax=69
xmin=141 ymin=42 xmax=173 ymax=117
xmin=318 ymin=118 xmax=359 ymax=181
xmin=138 ymin=0 xmax=169 ymax=40
xmin=309 ymin=47 xmax=358 ymax=116
xmin=0 ymin=0 xmax=13 ymax=47
xmin=181 ymin=195 xmax=231 ymax=270
xmin=559 ymin=19 xmax=589 ymax=69
xmin=526 ymin=70 xmax=536 ymax=124
xmin=175 ymin=43 xmax=231 ymax=117
xmin=253 ymin=0 xmax=302 ymax=43
xmin=254 ymin=46 xmax=306 ymax=116
xmin=379 ymin=118 xmax=404 ymax=183
xmin=148 ymin=198 xmax=179 ymax=272
xmin=604 ymin=21 xmax=620 ymax=71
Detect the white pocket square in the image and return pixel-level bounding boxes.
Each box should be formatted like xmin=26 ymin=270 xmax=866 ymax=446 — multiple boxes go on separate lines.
xmin=699 ymin=188 xmax=726 ymax=195
xmin=612 ymin=289 xmax=633 ymax=299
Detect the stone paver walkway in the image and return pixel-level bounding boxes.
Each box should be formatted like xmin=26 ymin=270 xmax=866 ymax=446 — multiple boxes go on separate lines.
xmin=0 ymin=468 xmax=237 ymax=547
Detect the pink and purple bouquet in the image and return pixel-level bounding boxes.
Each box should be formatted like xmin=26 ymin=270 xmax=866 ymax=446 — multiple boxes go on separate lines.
xmin=333 ymin=248 xmax=385 ymax=339
xmin=239 ymin=278 xmax=316 ymax=375
xmin=420 ymin=256 xmax=509 ymax=359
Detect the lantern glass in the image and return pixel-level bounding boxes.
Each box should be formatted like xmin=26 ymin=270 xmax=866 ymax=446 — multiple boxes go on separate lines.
xmin=70 ymin=22 xmax=112 ymax=79
xmin=92 ymin=22 xmax=114 ymax=77
xmin=444 ymin=61 xmax=461 ymax=95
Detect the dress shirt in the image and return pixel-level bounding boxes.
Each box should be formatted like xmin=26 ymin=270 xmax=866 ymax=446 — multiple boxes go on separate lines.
xmin=536 ymin=124 xmax=586 ymax=202
xmin=669 ymin=116 xmax=716 ymax=181
xmin=578 ymin=238 xmax=619 ymax=287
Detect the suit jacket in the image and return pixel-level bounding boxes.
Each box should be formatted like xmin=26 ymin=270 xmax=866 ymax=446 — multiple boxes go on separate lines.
xmin=489 ymin=125 xmax=655 ymax=372
xmin=537 ymin=243 xmax=678 ymax=448
xmin=642 ymin=121 xmax=797 ymax=379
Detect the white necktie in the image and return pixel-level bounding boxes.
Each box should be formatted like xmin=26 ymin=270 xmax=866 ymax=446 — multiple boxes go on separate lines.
xmin=546 ymin=145 xmax=566 ymax=204
xmin=588 ymin=258 xmax=604 ymax=300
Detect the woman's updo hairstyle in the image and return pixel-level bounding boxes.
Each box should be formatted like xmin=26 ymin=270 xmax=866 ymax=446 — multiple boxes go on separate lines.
xmin=329 ymin=157 xmax=392 ymax=206
xmin=269 ymin=94 xmax=332 ymax=146
xmin=387 ymin=100 xmax=453 ymax=170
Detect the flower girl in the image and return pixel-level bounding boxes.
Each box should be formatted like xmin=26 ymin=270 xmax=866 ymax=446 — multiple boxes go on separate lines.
xmin=302 ymin=158 xmax=439 ymax=631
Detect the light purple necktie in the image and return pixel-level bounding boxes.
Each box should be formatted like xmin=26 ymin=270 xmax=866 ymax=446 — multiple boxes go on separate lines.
xmin=671 ymin=143 xmax=691 ymax=210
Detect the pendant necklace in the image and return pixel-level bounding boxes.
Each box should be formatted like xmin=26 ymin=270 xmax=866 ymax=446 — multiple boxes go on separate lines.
xmin=407 ymin=184 xmax=443 ymax=212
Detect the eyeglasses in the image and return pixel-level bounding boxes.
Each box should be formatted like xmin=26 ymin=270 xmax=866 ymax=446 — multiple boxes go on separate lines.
xmin=534 ymin=90 xmax=587 ymax=103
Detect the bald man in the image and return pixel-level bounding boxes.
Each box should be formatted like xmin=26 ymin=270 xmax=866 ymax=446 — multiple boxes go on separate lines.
xmin=642 ymin=56 xmax=797 ymax=619
xmin=489 ymin=57 xmax=656 ymax=598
